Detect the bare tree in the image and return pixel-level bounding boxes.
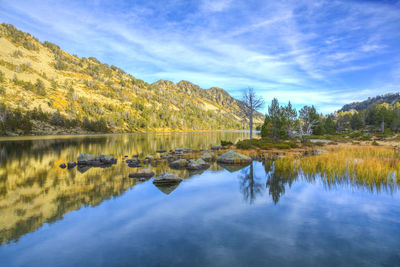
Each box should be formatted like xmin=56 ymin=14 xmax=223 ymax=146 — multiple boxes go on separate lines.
xmin=239 ymin=87 xmax=264 ymax=139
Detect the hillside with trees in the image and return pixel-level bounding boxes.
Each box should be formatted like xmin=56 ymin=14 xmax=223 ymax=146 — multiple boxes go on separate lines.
xmin=259 ymin=95 xmax=400 ymax=142
xmin=339 ymin=93 xmax=400 ymax=112
xmin=0 ymin=23 xmax=263 ymax=136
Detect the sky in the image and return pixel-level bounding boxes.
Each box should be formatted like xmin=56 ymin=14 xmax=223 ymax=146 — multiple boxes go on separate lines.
xmin=1 ymin=0 xmax=400 ymax=113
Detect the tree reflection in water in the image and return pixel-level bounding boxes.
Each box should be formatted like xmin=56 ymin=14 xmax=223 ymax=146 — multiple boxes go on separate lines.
xmin=238 ymin=162 xmax=264 ymax=204
xmin=265 ymin=160 xmax=298 ymax=204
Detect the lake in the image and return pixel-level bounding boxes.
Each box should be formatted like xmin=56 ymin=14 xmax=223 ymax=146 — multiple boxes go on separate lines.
xmin=0 ymin=132 xmax=399 ymax=266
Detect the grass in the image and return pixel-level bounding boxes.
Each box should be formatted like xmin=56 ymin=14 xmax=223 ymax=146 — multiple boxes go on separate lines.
xmin=273 ymin=146 xmax=400 ymax=193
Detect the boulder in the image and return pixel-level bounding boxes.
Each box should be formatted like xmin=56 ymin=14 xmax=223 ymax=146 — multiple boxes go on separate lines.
xmin=200 ymin=151 xmax=214 ymax=162
xmin=217 ymin=150 xmax=252 ymax=164
xmin=187 ymin=158 xmax=210 ymax=170
xmin=169 ymin=159 xmax=187 ymax=168
xmin=156 ymin=150 xmax=167 ymax=153
xmin=59 ymin=163 xmax=66 ymax=169
xmin=211 ymin=145 xmax=222 ymax=150
xmin=77 ymin=153 xmax=96 ymax=163
xmin=67 ymin=161 xmax=77 ymax=169
xmin=129 ymin=168 xmax=155 ymax=178
xmin=153 ymin=172 xmax=183 ymax=185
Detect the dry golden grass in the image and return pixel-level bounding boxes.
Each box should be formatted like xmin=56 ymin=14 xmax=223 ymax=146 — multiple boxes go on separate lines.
xmin=274 ymin=145 xmax=400 ymax=193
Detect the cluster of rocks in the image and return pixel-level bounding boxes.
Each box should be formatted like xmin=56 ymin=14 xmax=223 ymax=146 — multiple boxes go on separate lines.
xmin=77 ymin=153 xmax=117 ymax=166
xmin=59 ymin=153 xmax=117 ymax=169
xmin=168 ymin=150 xmax=216 ymax=170
xmin=59 ymin=161 xmax=77 ymax=169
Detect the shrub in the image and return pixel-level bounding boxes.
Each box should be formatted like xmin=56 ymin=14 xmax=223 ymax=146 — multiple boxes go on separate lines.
xmin=11 ymin=50 xmax=23 ymax=58
xmin=50 ymin=111 xmax=65 ymax=126
xmin=0 ymin=105 xmax=32 ymax=134
xmin=287 ymin=141 xmax=299 ymax=148
xmin=83 ymin=117 xmax=109 ymax=132
xmin=236 ymin=139 xmax=252 ymax=149
xmin=221 ymin=140 xmax=233 ymax=146
xmin=372 ymin=140 xmax=379 ymax=146
xmin=34 ymin=79 xmax=46 ymax=96
xmin=359 ymin=134 xmax=371 ymax=141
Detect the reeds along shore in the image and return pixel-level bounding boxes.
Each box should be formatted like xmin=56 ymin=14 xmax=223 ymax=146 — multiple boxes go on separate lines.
xmin=272 ymin=145 xmax=400 ymax=194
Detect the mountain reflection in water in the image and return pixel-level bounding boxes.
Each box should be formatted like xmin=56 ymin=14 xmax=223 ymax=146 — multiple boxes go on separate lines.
xmin=0 ymin=133 xmax=399 ymax=267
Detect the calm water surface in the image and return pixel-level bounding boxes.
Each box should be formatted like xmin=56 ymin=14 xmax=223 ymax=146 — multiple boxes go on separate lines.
xmin=0 ymin=132 xmax=399 ymax=266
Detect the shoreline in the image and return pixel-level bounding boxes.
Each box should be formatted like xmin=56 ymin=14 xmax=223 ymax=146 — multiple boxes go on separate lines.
xmin=0 ymin=129 xmax=259 ymax=141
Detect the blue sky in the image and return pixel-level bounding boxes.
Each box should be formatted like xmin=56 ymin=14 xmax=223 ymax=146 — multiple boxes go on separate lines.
xmin=1 ymin=0 xmax=400 ymax=113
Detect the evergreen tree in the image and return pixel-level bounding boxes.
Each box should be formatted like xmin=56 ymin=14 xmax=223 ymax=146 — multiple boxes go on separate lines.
xmin=323 ymin=115 xmax=336 ymax=134
xmin=350 ymin=112 xmax=363 ymax=130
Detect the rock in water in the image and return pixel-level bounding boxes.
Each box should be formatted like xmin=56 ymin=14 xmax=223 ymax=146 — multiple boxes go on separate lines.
xmin=77 ymin=153 xmax=96 ymax=163
xmin=126 ymin=159 xmax=141 ymax=167
xmin=217 ymin=150 xmax=252 ymax=164
xmin=99 ymin=154 xmax=117 ymax=164
xmin=67 ymin=161 xmax=77 ymax=169
xmin=169 ymin=159 xmax=188 ymax=169
xmin=77 ymin=153 xmax=117 ymax=166
xmin=187 ymin=158 xmax=210 ymax=170
xmin=211 ymin=145 xmax=222 ymax=150
xmin=129 ymin=168 xmax=155 ymax=178
xmin=59 ymin=163 xmax=66 ymax=169
xmin=153 ymin=172 xmax=183 ymax=185
xmin=200 ymin=151 xmax=214 ymax=162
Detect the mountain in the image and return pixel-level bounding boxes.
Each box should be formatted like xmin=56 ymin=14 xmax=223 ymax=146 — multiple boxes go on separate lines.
xmin=0 ymin=23 xmax=263 ymax=135
xmin=339 ymin=93 xmax=400 ymax=112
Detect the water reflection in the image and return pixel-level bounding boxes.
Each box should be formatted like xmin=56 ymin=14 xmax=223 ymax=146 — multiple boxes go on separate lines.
xmin=238 ymin=162 xmax=263 ymax=204
xmin=265 ymin=160 xmax=298 ymax=204
xmin=0 ymin=132 xmax=250 ymax=245
xmin=1 ymin=132 xmax=399 ymax=251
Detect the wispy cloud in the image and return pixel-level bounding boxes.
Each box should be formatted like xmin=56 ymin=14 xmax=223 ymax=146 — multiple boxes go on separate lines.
xmin=0 ymin=0 xmax=399 ymax=113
